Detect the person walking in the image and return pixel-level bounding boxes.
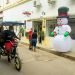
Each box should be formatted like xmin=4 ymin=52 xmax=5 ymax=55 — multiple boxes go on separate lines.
xmin=2 ymin=26 xmax=20 ymax=57
xmin=31 ymin=30 xmax=37 ymax=52
xmin=28 ymin=28 xmax=33 ymax=50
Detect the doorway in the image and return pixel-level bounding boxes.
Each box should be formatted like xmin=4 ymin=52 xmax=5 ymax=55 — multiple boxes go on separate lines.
xmin=33 ymin=21 xmax=42 ymax=43
xmin=33 ymin=21 xmax=42 ymax=34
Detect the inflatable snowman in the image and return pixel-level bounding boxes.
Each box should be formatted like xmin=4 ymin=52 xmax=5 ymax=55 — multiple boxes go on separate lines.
xmin=51 ymin=7 xmax=72 ymax=52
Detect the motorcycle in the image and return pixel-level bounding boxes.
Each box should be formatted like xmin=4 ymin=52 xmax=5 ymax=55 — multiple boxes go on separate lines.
xmin=0 ymin=39 xmax=22 ymax=71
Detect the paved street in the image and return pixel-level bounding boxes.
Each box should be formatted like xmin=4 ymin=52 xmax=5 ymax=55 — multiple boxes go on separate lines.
xmin=0 ymin=43 xmax=75 ymax=75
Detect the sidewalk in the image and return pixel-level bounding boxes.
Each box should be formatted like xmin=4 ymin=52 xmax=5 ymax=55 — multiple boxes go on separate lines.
xmin=20 ymin=37 xmax=75 ymax=60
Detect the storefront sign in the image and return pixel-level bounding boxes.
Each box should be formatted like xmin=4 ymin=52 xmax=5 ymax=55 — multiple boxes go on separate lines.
xmin=23 ymin=11 xmax=31 ymax=17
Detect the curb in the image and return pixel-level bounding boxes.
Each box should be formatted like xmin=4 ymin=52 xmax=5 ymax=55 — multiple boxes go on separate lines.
xmin=21 ymin=42 xmax=75 ymax=61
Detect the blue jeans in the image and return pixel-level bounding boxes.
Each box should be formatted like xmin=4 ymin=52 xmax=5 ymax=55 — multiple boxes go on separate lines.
xmin=31 ymin=39 xmax=37 ymax=47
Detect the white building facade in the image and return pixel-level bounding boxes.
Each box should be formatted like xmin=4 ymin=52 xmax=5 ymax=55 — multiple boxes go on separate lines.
xmin=2 ymin=0 xmax=75 ymax=31
xmin=1 ymin=0 xmax=75 ymax=51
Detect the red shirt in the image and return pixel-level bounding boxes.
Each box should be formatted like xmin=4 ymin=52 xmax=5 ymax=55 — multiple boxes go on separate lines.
xmin=28 ymin=31 xmax=33 ymax=40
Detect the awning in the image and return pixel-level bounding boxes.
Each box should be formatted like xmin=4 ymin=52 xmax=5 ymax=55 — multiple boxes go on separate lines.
xmin=0 ymin=21 xmax=25 ymax=26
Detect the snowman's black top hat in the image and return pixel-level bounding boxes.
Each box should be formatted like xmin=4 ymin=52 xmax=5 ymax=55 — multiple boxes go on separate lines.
xmin=57 ymin=7 xmax=69 ymax=18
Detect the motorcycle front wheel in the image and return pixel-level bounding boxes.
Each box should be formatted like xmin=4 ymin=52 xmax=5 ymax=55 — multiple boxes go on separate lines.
xmin=14 ymin=57 xmax=22 ymax=71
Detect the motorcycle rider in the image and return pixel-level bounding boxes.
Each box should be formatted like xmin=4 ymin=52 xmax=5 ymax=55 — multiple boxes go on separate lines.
xmin=2 ymin=26 xmax=20 ymax=57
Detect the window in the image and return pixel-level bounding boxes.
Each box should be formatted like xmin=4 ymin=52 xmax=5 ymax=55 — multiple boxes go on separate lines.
xmin=46 ymin=19 xmax=56 ymax=36
xmin=69 ymin=18 xmax=75 ymax=39
xmin=46 ymin=18 xmax=75 ymax=39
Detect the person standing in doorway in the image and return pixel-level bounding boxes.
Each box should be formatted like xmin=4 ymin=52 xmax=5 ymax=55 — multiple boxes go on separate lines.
xmin=32 ymin=30 xmax=37 ymax=52
xmin=19 ymin=26 xmax=24 ymax=39
xmin=38 ymin=28 xmax=45 ymax=44
xmin=38 ymin=28 xmax=42 ymax=44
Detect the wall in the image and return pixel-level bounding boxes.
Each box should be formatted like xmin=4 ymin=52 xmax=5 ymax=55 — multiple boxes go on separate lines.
xmin=3 ymin=1 xmax=33 ymax=21
xmin=3 ymin=0 xmax=75 ymax=51
xmin=3 ymin=0 xmax=75 ymax=21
